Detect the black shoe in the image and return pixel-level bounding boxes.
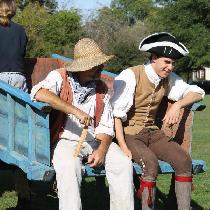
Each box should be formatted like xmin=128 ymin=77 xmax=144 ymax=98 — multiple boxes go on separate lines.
xmin=16 ymin=197 xmax=31 ymax=210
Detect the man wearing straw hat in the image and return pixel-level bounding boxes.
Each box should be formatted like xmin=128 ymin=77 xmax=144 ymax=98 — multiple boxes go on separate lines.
xmin=30 ymin=38 xmax=134 ymax=210
xmin=111 ymin=32 xmax=205 ymax=210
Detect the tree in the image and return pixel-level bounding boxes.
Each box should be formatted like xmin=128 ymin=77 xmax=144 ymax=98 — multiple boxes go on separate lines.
xmin=154 ymin=0 xmax=177 ymax=5
xmin=84 ymin=7 xmax=150 ymax=73
xmin=14 ymin=3 xmax=83 ymax=58
xmin=84 ymin=7 xmax=126 ymax=50
xmin=42 ymin=10 xmax=83 ymax=56
xmin=106 ymin=22 xmax=150 ymax=73
xmin=14 ymin=3 xmax=51 ymax=57
xmin=111 ymin=0 xmax=155 ymax=23
xmin=148 ymin=0 xmax=210 ymax=79
xmin=16 ymin=0 xmax=57 ymax=11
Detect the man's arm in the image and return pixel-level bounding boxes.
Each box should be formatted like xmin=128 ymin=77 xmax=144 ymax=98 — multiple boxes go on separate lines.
xmin=111 ymin=69 xmax=135 ymax=159
xmin=163 ymin=92 xmax=202 ymax=127
xmin=88 ymin=133 xmax=112 ymax=167
xmin=115 ymin=118 xmax=132 ymax=159
xmin=87 ymin=93 xmax=114 ymax=168
xmin=176 ymin=91 xmax=202 ymax=108
xmin=35 ymin=88 xmax=91 ymax=125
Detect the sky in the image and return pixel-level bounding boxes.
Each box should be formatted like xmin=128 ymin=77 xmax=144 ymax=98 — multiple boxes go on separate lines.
xmin=57 ymin=0 xmax=112 ymax=14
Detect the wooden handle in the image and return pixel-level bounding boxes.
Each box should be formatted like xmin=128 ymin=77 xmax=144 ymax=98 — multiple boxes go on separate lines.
xmin=73 ymin=126 xmax=88 ymax=157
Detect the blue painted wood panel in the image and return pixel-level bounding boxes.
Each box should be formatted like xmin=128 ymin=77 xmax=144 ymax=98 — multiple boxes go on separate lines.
xmin=0 ymin=80 xmax=52 ymax=180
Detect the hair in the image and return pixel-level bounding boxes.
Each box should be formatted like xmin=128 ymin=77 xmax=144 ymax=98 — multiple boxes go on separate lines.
xmin=149 ymin=53 xmax=161 ymax=61
xmin=0 ymin=0 xmax=16 ymax=26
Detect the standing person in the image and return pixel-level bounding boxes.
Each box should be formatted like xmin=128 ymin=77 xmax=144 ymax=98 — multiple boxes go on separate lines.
xmin=0 ymin=0 xmax=30 ymax=209
xmin=0 ymin=0 xmax=27 ymax=91
xmin=30 ymin=38 xmax=134 ymax=210
xmin=111 ymin=32 xmax=205 ymax=210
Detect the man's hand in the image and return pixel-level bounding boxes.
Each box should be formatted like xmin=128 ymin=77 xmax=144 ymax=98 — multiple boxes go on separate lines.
xmin=163 ymin=101 xmax=182 ymax=128
xmin=114 ymin=117 xmax=132 ymax=158
xmin=88 ymin=149 xmax=106 ymax=168
xmin=74 ymin=109 xmax=92 ymax=126
xmin=163 ymin=92 xmax=203 ymax=128
xmin=120 ymin=144 xmax=132 ymax=159
xmin=88 ymin=133 xmax=112 ymax=168
xmin=35 ymin=88 xmax=92 ymax=126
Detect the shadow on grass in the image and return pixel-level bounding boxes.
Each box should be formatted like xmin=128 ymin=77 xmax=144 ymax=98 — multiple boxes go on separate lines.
xmin=156 ymin=188 xmax=205 ymax=210
xmin=0 ymin=168 xmax=15 ymax=197
xmin=0 ymin=170 xmax=205 ymax=210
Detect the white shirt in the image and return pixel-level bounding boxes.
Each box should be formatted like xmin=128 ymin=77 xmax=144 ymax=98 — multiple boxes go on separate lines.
xmin=111 ymin=63 xmax=205 ymax=121
xmin=31 ymin=70 xmax=114 ymax=141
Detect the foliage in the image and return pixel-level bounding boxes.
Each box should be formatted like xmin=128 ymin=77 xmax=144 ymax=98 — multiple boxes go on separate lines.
xmin=111 ymin=0 xmax=156 ymax=23
xmin=105 ymin=22 xmax=150 ymax=73
xmin=84 ymin=7 xmax=150 ymax=73
xmin=14 ymin=3 xmax=51 ymax=57
xmin=85 ymin=7 xmax=126 ymax=47
xmin=16 ymin=0 xmax=58 ymax=11
xmin=148 ymin=0 xmax=210 ymax=74
xmin=154 ymin=0 xmax=177 ymax=5
xmin=42 ymin=10 xmax=83 ymax=56
xmin=14 ymin=3 xmax=83 ymax=58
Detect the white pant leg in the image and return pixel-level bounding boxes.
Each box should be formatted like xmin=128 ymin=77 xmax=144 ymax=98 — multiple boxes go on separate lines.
xmin=52 ymin=140 xmax=86 ymax=210
xmin=105 ymin=142 xmax=134 ymax=210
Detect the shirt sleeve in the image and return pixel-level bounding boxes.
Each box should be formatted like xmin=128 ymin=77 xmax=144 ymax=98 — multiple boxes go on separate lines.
xmin=30 ymin=70 xmax=63 ymax=100
xmin=111 ymin=69 xmax=136 ymax=121
xmin=95 ymin=93 xmax=114 ymax=137
xmin=168 ymin=72 xmax=205 ymax=101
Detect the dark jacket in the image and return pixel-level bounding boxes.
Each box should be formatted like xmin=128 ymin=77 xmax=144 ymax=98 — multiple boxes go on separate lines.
xmin=0 ymin=21 xmax=27 ymax=73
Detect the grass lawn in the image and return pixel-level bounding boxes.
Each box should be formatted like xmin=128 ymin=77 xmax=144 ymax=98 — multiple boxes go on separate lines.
xmin=0 ymin=96 xmax=209 ymax=210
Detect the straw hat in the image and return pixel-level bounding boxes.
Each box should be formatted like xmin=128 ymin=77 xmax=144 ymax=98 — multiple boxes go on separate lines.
xmin=66 ymin=38 xmax=114 ymax=72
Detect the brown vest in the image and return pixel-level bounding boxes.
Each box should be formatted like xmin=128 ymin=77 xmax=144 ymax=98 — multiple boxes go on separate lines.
xmin=123 ymin=65 xmax=169 ymax=135
xmin=50 ymin=69 xmax=107 ymax=145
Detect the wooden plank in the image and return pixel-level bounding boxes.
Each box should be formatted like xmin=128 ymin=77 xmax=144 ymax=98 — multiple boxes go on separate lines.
xmin=0 ymin=81 xmax=50 ymax=112
xmin=83 ymin=160 xmax=207 ymax=177
xmin=27 ymin=104 xmax=36 ymax=162
xmin=7 ymin=94 xmax=15 ymax=152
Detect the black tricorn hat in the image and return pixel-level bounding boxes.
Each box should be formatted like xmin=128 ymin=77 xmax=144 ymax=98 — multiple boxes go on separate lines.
xmin=139 ymin=32 xmax=189 ymax=59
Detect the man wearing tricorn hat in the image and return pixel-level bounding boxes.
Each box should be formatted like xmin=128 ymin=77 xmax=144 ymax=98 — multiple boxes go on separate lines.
xmin=111 ymin=32 xmax=205 ymax=210
xmin=30 ymin=38 xmax=134 ymax=210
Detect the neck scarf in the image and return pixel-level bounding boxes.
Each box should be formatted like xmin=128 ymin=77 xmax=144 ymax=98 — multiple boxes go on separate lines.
xmin=70 ymin=73 xmax=96 ymax=104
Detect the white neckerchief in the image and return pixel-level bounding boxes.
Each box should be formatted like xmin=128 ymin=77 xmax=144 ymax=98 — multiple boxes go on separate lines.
xmin=144 ymin=62 xmax=162 ymax=88
xmin=70 ymin=73 xmax=96 ymax=104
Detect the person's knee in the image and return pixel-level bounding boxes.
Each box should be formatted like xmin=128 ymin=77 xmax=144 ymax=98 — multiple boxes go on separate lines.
xmin=106 ymin=143 xmax=133 ymax=172
xmin=107 ymin=154 xmax=133 ymax=176
xmin=174 ymin=152 xmax=192 ymax=174
xmin=141 ymin=157 xmax=159 ymax=178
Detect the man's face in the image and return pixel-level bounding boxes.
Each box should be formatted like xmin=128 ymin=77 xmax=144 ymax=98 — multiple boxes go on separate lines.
xmin=151 ymin=55 xmax=176 ymax=78
xmin=77 ymin=64 xmax=104 ymax=85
